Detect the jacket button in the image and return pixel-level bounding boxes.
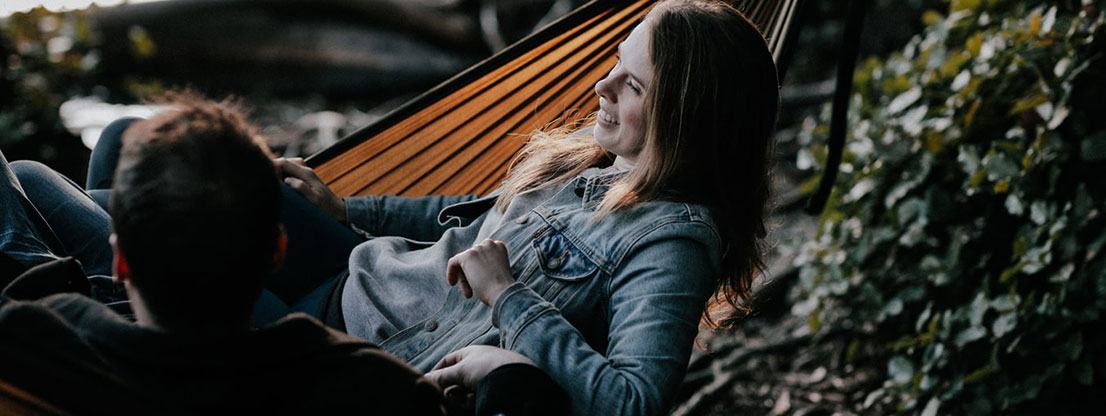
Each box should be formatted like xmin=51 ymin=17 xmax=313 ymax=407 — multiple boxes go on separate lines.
xmin=515 ymin=215 xmax=530 ymax=225
xmin=424 ymin=320 xmax=438 ymax=332
xmin=546 ymin=256 xmax=563 ymax=270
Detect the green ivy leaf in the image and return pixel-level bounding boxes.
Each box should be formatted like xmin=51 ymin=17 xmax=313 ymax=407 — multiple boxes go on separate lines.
xmin=889 ymin=355 xmax=915 ymax=384
xmin=991 ymin=294 xmax=1018 ymax=312
xmin=970 ymin=293 xmax=989 ymax=326
xmin=921 ymin=398 xmax=941 ymax=416
xmin=992 ymin=312 xmax=1017 ymax=337
xmin=790 ymin=1 xmax=1106 ymax=411
xmin=1005 ymin=194 xmax=1025 ymax=215
xmin=983 ymin=152 xmax=1019 ymax=181
xmin=1050 ymin=263 xmax=1075 ymax=283
xmin=956 ymin=326 xmax=988 ymax=347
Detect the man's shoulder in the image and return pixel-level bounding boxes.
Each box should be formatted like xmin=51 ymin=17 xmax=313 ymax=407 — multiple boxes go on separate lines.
xmin=266 ymin=312 xmax=413 ymax=370
xmin=261 ymin=314 xmax=445 ymax=414
xmin=0 ymin=294 xmax=80 ymax=333
xmin=37 ymin=292 xmax=130 ymax=329
xmin=0 ymin=296 xmax=110 ymax=371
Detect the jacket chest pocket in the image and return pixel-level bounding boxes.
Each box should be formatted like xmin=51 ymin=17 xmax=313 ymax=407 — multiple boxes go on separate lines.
xmin=527 ymin=226 xmax=600 ymax=306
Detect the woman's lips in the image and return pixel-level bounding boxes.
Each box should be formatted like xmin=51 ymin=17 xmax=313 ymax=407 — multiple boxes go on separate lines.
xmin=598 ymin=109 xmax=619 ymax=126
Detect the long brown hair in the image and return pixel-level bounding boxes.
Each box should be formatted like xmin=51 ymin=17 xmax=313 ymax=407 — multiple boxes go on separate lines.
xmin=498 ymin=0 xmax=780 ymax=329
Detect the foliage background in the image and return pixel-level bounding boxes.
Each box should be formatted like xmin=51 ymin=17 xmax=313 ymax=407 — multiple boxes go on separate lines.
xmin=1 ymin=8 xmax=103 ymax=181
xmin=790 ymin=0 xmax=1106 ymax=413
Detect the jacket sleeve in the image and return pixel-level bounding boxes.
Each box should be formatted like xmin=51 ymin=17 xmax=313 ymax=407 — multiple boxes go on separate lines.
xmin=492 ymin=231 xmax=717 ymax=416
xmin=344 ymin=194 xmax=480 ymax=241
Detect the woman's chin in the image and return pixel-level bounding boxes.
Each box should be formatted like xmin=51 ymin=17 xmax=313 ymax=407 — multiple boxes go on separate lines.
xmin=594 ymin=134 xmax=614 ymax=154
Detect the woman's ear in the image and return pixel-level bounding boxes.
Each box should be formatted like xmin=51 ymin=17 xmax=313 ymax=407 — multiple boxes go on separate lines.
xmin=110 ymin=234 xmax=131 ymax=284
xmin=271 ymin=227 xmax=288 ymax=274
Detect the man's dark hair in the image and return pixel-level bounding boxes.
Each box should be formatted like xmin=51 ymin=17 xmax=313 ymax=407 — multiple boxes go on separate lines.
xmin=109 ymin=92 xmax=281 ymax=327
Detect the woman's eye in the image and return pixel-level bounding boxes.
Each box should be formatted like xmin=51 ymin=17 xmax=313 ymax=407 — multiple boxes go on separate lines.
xmin=626 ymin=80 xmax=641 ymax=94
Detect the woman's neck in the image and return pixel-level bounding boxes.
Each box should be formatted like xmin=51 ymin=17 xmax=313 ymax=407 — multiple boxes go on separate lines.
xmin=613 ymin=156 xmax=636 ymax=171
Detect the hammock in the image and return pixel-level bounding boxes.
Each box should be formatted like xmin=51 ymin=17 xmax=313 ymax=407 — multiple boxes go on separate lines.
xmin=307 ymin=0 xmax=806 ymax=198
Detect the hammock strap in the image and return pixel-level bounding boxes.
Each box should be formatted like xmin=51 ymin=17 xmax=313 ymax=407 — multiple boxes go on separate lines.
xmin=806 ymin=0 xmax=869 ymax=215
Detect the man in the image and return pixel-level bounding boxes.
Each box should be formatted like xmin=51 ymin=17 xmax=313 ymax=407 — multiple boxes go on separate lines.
xmin=0 ymin=93 xmax=565 ymax=415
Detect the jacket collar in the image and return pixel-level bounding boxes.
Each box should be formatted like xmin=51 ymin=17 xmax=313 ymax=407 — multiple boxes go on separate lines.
xmin=574 ymin=166 xmax=627 ymax=206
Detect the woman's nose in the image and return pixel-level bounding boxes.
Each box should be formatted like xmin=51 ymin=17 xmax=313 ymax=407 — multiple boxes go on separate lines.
xmin=594 ymin=75 xmax=615 ymax=103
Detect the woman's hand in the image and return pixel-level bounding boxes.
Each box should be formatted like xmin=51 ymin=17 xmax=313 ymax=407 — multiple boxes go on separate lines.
xmin=275 ymin=157 xmax=347 ymax=224
xmin=446 ymin=239 xmax=515 ymax=306
xmin=426 ymin=345 xmax=536 ymax=391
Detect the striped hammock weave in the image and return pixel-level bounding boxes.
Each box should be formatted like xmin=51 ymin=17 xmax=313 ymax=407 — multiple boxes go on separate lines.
xmin=308 ymin=0 xmax=804 ymax=197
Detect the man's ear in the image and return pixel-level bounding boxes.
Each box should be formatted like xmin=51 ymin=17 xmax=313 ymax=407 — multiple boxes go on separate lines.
xmin=271 ymin=227 xmax=287 ymax=274
xmin=110 ymin=234 xmax=131 ymax=284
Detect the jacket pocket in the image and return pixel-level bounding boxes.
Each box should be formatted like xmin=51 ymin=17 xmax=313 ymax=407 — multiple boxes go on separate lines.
xmin=531 ymin=228 xmax=599 ymax=281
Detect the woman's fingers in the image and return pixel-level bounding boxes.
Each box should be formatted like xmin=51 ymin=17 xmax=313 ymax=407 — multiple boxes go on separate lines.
xmin=458 ymin=279 xmax=473 ymax=298
xmin=444 ymin=240 xmax=514 ymax=305
xmin=447 ymin=255 xmax=474 ymax=298
xmin=446 ymin=256 xmax=464 ymax=286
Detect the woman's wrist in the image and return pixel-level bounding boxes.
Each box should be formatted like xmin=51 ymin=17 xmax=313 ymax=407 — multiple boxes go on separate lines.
xmin=485 ymin=279 xmax=513 ymax=307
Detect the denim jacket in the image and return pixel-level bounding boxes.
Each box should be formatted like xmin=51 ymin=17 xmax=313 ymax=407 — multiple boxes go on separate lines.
xmin=342 ymin=169 xmax=721 ymax=415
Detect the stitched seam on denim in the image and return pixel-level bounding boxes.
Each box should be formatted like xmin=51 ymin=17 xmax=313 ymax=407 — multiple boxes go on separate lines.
xmin=682 ymin=203 xmax=722 ymax=246
xmin=492 ymin=282 xmax=528 ymax=328
xmin=508 ymin=304 xmax=558 ymax=350
xmin=536 ymin=214 xmax=609 ymax=275
xmin=371 ymin=196 xmax=384 ymax=236
xmin=458 ymin=320 xmax=495 ymax=350
xmin=603 ymin=220 xmax=719 ymax=325
xmin=532 ymin=233 xmax=599 ymax=281
xmin=611 ymin=213 xmax=721 ymax=271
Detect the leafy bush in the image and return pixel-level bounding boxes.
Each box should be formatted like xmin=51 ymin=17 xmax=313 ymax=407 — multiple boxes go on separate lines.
xmin=791 ymin=0 xmax=1106 ymax=413
xmin=1 ymin=7 xmax=102 ymax=147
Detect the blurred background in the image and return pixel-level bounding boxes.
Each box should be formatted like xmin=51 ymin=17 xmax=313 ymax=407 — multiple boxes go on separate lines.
xmin=0 ymin=0 xmax=935 ymax=186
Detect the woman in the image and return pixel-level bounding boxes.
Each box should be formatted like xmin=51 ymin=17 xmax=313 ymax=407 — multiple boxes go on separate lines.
xmin=277 ymin=0 xmax=780 ymax=413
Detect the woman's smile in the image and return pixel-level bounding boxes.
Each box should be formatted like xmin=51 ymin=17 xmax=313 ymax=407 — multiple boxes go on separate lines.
xmin=598 ymin=108 xmax=619 ymax=126
xmin=593 ymin=17 xmax=654 ymax=164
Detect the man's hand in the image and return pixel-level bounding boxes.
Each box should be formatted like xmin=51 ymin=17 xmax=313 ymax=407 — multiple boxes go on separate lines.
xmin=446 ymin=239 xmax=515 ymax=306
xmin=275 ymin=157 xmax=347 ymax=224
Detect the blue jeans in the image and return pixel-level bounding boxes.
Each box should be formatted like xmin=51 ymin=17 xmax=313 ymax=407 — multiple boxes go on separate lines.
xmin=86 ymin=118 xmax=364 ymax=325
xmin=0 ymin=146 xmax=114 ymax=279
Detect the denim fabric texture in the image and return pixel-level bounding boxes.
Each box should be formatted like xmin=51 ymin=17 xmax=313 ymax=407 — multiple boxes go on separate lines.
xmin=0 ymin=151 xmax=112 ymax=278
xmin=341 ymin=169 xmax=721 ymax=416
xmin=0 ymin=151 xmax=64 ymax=271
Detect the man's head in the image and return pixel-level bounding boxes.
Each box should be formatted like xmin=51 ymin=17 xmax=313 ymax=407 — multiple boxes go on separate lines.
xmin=109 ymin=92 xmax=282 ymax=330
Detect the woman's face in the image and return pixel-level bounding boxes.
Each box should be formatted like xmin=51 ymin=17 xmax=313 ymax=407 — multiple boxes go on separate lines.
xmin=594 ymin=20 xmax=654 ymax=165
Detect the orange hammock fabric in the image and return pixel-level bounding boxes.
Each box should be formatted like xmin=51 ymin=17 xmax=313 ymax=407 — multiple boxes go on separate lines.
xmin=308 ymin=0 xmax=804 ymax=197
